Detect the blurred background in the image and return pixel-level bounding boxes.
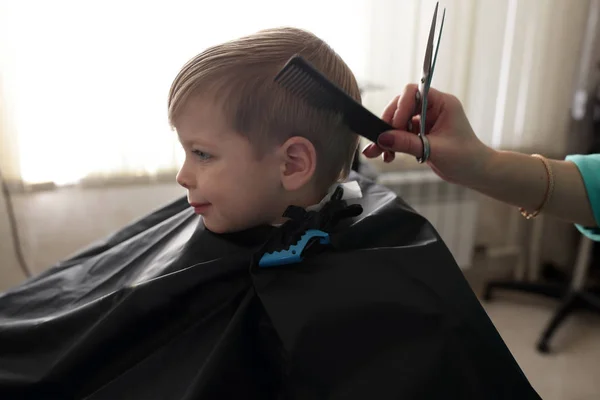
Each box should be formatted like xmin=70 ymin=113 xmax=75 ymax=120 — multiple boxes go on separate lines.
xmin=1 ymin=0 xmax=599 ymax=398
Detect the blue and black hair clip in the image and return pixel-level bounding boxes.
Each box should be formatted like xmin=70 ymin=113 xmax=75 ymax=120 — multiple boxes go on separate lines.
xmin=259 ymin=229 xmax=330 ymax=268
xmin=256 ymin=186 xmax=362 ymax=268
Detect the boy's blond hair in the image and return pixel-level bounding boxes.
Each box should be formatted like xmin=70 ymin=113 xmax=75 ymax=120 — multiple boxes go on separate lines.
xmin=168 ymin=27 xmax=361 ymax=189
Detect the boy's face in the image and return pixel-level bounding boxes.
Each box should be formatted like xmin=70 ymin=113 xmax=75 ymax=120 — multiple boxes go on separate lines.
xmin=175 ymin=96 xmax=286 ymax=233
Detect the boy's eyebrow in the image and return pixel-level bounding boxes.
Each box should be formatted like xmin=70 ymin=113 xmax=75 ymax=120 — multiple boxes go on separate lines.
xmin=178 ymin=136 xmax=218 ymax=148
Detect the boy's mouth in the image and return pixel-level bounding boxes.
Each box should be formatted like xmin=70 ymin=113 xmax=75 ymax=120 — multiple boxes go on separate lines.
xmin=189 ymin=202 xmax=211 ymax=214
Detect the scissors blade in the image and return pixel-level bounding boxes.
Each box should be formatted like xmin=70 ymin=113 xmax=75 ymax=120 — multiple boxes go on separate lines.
xmin=419 ymin=2 xmax=440 ymax=137
xmin=422 ymin=2 xmax=439 ymax=78
xmin=428 ymin=7 xmax=446 ymax=87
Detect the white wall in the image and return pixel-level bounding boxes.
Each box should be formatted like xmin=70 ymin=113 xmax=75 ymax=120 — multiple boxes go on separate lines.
xmin=0 ymin=182 xmax=184 ymax=292
xmin=0 ymin=187 xmax=24 ymax=290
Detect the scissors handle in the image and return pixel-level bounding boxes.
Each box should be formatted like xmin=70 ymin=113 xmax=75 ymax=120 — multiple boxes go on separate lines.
xmin=406 ymin=90 xmax=430 ymax=164
xmin=406 ymin=90 xmax=423 ymax=133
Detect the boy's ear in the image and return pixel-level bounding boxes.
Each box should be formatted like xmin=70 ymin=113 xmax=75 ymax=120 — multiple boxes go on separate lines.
xmin=278 ymin=136 xmax=317 ymax=191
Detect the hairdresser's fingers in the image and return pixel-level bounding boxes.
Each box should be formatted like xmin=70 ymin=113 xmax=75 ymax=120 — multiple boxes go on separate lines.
xmin=377 ymin=130 xmax=423 ymax=158
xmin=407 ymin=115 xmax=436 ymax=135
xmin=399 ymin=86 xmax=449 ymax=126
xmin=361 ymin=131 xmax=423 ymax=159
xmin=383 ymin=150 xmax=395 ymax=163
xmin=360 ymin=143 xmax=396 ymax=162
xmin=423 ymin=86 xmax=445 ymax=108
xmin=421 ymin=86 xmax=450 ymax=122
xmin=367 ymin=94 xmax=405 ymax=162
xmin=361 ymin=142 xmax=384 ymax=158
xmin=390 ymin=84 xmax=419 ymax=129
xmin=381 ymin=94 xmax=401 ymax=124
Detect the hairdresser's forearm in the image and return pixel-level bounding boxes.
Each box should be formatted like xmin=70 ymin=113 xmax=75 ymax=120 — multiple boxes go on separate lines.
xmin=468 ymin=150 xmax=597 ymax=227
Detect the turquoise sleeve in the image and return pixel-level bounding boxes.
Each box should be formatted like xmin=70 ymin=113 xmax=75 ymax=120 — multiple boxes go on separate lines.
xmin=565 ymin=154 xmax=600 ymax=241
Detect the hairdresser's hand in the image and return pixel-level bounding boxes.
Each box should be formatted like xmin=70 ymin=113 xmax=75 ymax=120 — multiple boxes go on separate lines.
xmin=362 ymin=84 xmax=495 ymax=188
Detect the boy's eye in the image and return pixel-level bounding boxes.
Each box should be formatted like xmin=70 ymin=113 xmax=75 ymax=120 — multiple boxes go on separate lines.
xmin=192 ymin=149 xmax=212 ymax=161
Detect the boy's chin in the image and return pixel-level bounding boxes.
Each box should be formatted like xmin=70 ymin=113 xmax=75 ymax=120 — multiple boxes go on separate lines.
xmin=201 ymin=216 xmax=270 ymax=234
xmin=201 ymin=217 xmax=233 ymax=234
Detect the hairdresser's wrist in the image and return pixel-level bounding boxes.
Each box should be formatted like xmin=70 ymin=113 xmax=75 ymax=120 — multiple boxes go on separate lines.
xmin=459 ymin=144 xmax=499 ymax=190
xmin=464 ymin=147 xmax=552 ymax=214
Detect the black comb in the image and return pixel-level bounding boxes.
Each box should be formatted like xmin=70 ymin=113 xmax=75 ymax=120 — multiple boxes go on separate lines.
xmin=274 ymin=55 xmax=393 ymax=144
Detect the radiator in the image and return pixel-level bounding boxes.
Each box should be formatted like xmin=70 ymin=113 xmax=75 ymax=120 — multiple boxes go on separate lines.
xmin=377 ymin=170 xmax=479 ymax=269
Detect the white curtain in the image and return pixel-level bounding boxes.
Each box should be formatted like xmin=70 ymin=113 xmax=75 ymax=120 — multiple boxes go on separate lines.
xmin=366 ymin=0 xmax=591 ymax=154
xmin=0 ymin=0 xmax=592 ymax=186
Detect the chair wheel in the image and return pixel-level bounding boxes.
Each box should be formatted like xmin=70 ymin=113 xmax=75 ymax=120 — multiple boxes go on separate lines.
xmin=482 ymin=287 xmax=493 ymax=302
xmin=537 ymin=340 xmax=550 ymax=354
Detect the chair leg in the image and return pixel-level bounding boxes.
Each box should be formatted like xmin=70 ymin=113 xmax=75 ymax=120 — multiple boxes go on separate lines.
xmin=536 ymin=292 xmax=579 ymax=354
xmin=483 ymin=235 xmax=596 ymax=354
xmin=580 ymin=291 xmax=600 ymax=311
xmin=483 ymin=280 xmax=565 ymax=302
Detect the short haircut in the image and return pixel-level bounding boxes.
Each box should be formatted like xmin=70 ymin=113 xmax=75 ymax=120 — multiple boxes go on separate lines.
xmin=168 ymin=27 xmax=361 ymax=189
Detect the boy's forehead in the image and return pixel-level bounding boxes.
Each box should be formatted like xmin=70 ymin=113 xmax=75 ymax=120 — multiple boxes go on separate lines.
xmin=178 ymin=96 xmax=222 ymax=124
xmin=175 ymin=96 xmax=229 ymax=143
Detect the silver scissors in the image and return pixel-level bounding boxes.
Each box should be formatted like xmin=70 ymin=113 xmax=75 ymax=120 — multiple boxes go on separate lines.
xmin=408 ymin=2 xmax=446 ymax=163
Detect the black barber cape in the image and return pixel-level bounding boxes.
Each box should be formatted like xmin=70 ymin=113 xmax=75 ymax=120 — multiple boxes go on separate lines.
xmin=0 ymin=173 xmax=541 ymax=399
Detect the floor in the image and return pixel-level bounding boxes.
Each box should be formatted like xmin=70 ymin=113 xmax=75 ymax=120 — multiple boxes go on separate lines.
xmin=467 ymin=265 xmax=600 ymax=400
xmin=483 ymin=296 xmax=600 ymax=400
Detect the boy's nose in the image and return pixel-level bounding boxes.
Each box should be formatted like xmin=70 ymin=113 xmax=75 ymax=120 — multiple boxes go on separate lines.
xmin=176 ymin=167 xmax=194 ymax=189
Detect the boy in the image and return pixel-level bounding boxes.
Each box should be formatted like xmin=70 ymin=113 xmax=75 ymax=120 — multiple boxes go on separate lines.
xmin=0 ymin=27 xmax=541 ymax=399
xmin=168 ymin=27 xmax=361 ymax=233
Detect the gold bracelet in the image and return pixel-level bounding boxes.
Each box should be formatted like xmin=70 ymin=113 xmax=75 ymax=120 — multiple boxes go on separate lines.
xmin=519 ymin=154 xmax=555 ymax=219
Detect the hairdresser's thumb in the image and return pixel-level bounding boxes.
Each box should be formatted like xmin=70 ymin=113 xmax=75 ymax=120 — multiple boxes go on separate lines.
xmin=377 ymin=131 xmax=423 ymax=158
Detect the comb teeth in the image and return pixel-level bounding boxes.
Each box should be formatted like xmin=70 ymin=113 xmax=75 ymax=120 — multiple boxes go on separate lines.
xmin=274 ymin=61 xmax=339 ymax=111
xmin=273 ymin=55 xmax=394 ymax=144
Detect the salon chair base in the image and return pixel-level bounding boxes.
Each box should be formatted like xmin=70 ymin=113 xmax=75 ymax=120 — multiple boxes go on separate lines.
xmin=484 ymin=281 xmax=600 ymax=354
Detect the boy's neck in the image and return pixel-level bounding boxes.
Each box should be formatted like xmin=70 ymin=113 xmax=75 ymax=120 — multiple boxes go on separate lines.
xmin=270 ymin=185 xmax=331 ymax=226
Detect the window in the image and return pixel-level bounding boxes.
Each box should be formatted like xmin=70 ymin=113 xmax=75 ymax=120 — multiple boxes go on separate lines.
xmin=0 ymin=0 xmax=590 ymax=186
